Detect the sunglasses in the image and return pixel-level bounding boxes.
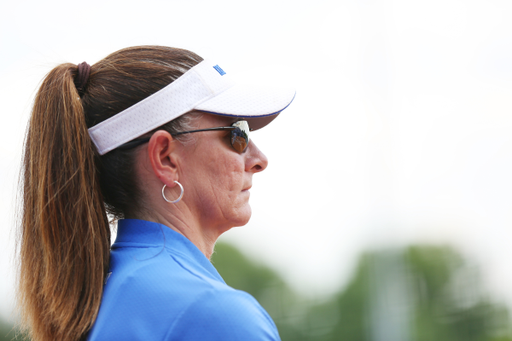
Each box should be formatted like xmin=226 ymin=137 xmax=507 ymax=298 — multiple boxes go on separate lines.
xmin=118 ymin=120 xmax=251 ymax=153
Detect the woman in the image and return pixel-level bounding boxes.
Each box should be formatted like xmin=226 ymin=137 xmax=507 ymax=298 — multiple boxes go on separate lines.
xmin=18 ymin=46 xmax=294 ymax=341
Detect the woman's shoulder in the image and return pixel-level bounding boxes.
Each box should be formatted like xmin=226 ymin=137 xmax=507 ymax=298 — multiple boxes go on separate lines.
xmin=88 ymin=266 xmax=280 ymax=341
xmin=87 ymin=243 xmax=230 ymax=340
xmin=165 ymin=288 xmax=281 ymax=341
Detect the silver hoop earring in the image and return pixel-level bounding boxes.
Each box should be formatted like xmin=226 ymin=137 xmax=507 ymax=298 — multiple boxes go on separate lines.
xmin=162 ymin=181 xmax=184 ymax=204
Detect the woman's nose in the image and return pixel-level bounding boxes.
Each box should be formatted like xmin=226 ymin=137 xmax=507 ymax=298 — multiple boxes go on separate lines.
xmin=245 ymin=140 xmax=268 ymax=173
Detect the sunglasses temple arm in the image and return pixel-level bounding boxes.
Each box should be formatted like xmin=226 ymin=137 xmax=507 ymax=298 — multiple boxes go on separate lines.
xmin=117 ymin=126 xmax=241 ymax=151
xmin=172 ymin=127 xmax=235 ymax=136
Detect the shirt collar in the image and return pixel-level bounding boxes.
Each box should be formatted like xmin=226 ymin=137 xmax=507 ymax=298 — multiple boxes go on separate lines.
xmin=113 ymin=219 xmax=225 ymax=283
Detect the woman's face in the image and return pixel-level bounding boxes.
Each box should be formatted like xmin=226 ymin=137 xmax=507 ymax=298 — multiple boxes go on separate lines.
xmin=177 ymin=114 xmax=268 ymax=232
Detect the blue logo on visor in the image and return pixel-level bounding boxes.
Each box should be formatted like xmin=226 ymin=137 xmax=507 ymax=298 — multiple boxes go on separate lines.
xmin=213 ymin=65 xmax=226 ymax=76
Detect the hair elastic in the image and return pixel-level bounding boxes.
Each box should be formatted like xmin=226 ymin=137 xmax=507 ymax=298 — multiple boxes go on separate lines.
xmin=75 ymin=62 xmax=91 ymax=94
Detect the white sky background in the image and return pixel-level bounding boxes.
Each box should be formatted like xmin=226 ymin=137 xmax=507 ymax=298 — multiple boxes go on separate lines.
xmin=1 ymin=0 xmax=512 ymax=320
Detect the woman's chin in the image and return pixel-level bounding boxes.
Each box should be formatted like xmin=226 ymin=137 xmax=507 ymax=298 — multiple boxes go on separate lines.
xmin=230 ymin=205 xmax=252 ymax=228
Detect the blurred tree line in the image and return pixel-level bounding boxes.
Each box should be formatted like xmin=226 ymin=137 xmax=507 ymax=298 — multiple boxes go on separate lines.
xmin=1 ymin=243 xmax=511 ymax=340
xmin=0 ymin=320 xmax=15 ymax=341
xmin=212 ymin=243 xmax=512 ymax=341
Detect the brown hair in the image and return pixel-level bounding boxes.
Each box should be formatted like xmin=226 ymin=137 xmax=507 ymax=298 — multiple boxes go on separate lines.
xmin=18 ymin=46 xmax=203 ymax=341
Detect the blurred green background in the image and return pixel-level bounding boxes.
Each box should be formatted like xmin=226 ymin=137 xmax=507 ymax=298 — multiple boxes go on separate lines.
xmin=2 ymin=241 xmax=511 ymax=340
xmin=211 ymin=242 xmax=512 ymax=341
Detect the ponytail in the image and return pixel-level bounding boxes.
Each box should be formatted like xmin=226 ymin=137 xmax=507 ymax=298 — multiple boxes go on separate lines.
xmin=17 ymin=46 xmax=203 ymax=341
xmin=18 ymin=64 xmax=110 ymax=341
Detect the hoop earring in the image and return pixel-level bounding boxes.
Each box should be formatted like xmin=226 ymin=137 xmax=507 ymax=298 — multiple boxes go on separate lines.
xmin=162 ymin=181 xmax=184 ymax=204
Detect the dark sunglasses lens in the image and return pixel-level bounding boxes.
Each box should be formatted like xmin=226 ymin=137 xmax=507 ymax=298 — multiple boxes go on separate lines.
xmin=231 ymin=127 xmax=249 ymax=153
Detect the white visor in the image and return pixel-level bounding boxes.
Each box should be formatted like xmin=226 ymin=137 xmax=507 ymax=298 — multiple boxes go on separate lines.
xmin=88 ymin=60 xmax=295 ymax=155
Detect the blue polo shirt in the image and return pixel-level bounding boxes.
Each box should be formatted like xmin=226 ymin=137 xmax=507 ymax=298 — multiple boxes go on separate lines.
xmin=87 ymin=219 xmax=280 ymax=341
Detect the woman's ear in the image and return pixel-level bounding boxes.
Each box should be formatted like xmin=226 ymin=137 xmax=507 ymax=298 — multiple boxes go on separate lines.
xmin=147 ymin=130 xmax=179 ymax=185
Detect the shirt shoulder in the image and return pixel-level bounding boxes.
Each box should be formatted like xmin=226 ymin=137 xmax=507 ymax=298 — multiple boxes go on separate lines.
xmin=165 ymin=288 xmax=281 ymax=341
xmin=87 ymin=245 xmax=225 ymax=340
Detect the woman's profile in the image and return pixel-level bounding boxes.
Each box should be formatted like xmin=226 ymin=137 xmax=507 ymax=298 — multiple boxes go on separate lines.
xmin=17 ymin=46 xmax=294 ymax=341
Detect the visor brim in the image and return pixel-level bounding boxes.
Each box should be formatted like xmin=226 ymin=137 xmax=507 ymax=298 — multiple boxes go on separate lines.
xmin=195 ymin=84 xmax=296 ymax=130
